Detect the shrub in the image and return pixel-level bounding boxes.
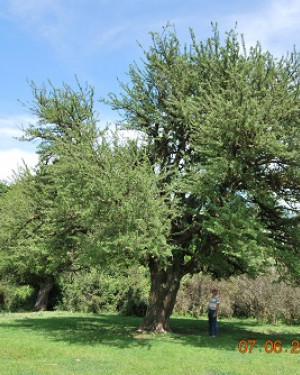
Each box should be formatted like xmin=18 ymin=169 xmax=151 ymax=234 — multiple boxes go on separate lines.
xmin=175 ymin=273 xmax=300 ymax=324
xmin=0 ymin=279 xmax=36 ymax=312
xmin=119 ymin=287 xmax=147 ymax=317
xmin=56 ymin=266 xmax=149 ymax=314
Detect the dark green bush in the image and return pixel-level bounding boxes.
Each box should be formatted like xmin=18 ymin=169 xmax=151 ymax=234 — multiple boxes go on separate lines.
xmin=56 ymin=266 xmax=149 ymax=314
xmin=0 ymin=279 xmax=36 ymax=312
xmin=2 ymin=266 xmax=300 ymax=325
xmin=119 ymin=287 xmax=147 ymax=317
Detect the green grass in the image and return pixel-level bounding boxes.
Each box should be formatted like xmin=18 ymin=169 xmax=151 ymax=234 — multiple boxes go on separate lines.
xmin=0 ymin=312 xmax=299 ymax=375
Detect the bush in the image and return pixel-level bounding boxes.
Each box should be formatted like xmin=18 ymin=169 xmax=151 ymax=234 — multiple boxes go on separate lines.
xmin=2 ymin=266 xmax=300 ymax=325
xmin=174 ymin=274 xmax=236 ymax=318
xmin=0 ymin=279 xmax=36 ymax=312
xmin=175 ymin=273 xmax=300 ymax=324
xmin=119 ymin=287 xmax=147 ymax=317
xmin=56 ymin=266 xmax=149 ymax=314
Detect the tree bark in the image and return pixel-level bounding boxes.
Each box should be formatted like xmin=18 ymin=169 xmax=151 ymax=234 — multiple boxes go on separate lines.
xmin=138 ymin=258 xmax=182 ymax=332
xmin=33 ymin=277 xmax=55 ymax=311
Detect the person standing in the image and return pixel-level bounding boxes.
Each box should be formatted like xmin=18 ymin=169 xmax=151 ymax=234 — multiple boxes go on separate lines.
xmin=208 ymin=288 xmax=220 ymax=337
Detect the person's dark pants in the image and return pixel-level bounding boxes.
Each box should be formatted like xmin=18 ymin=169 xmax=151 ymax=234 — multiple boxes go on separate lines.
xmin=208 ymin=309 xmax=218 ymax=336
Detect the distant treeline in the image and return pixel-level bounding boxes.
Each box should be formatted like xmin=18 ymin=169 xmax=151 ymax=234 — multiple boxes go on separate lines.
xmin=1 ymin=268 xmax=299 ymax=324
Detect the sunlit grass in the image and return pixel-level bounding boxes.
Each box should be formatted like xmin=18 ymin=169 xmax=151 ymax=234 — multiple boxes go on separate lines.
xmin=0 ymin=312 xmax=299 ymax=375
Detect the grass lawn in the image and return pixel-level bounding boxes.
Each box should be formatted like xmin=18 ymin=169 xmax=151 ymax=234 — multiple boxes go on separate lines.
xmin=0 ymin=312 xmax=299 ymax=375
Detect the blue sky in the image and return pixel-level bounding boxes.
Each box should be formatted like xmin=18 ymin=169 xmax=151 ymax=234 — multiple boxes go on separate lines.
xmin=0 ymin=0 xmax=299 ymax=181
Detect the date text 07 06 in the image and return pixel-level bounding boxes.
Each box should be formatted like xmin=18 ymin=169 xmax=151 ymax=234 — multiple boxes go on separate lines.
xmin=238 ymin=339 xmax=300 ymax=354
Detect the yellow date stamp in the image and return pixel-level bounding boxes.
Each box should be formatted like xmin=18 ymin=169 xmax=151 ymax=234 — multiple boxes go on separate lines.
xmin=238 ymin=339 xmax=300 ymax=354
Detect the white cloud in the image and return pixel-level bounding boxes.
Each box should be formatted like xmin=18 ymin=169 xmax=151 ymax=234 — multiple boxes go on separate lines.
xmin=3 ymin=0 xmax=73 ymax=56
xmin=0 ymin=127 xmax=22 ymax=138
xmin=0 ymin=115 xmax=38 ymax=181
xmin=228 ymin=0 xmax=300 ymax=56
xmin=7 ymin=0 xmax=59 ymax=19
xmin=0 ymin=115 xmax=36 ymax=137
xmin=0 ymin=148 xmax=38 ymax=182
xmin=91 ymin=24 xmax=131 ymax=50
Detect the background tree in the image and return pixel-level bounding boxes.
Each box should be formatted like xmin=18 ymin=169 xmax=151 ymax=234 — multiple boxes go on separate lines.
xmin=0 ymin=81 xmax=100 ymax=310
xmin=108 ymin=26 xmax=300 ymax=331
xmin=0 ymin=80 xmax=174 ymax=311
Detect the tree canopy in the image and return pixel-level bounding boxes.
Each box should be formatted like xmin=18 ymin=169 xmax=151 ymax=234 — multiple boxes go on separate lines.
xmin=0 ymin=26 xmax=299 ymax=330
xmin=108 ymin=26 xmax=300 ymax=330
xmin=0 ymin=81 xmax=174 ymax=310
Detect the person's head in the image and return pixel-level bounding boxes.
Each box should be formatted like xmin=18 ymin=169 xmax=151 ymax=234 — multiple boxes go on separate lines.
xmin=211 ymin=288 xmax=218 ymax=296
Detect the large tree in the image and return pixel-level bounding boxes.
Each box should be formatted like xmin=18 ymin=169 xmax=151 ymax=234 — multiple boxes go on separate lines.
xmin=0 ymin=81 xmax=172 ymax=311
xmin=0 ymin=82 xmax=100 ymax=310
xmin=108 ymin=26 xmax=300 ymax=331
xmin=1 ymin=27 xmax=298 ymax=328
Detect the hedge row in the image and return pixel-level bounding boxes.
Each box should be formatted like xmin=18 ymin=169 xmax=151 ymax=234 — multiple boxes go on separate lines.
xmin=1 ymin=269 xmax=299 ymax=324
xmin=175 ymin=273 xmax=300 ymax=323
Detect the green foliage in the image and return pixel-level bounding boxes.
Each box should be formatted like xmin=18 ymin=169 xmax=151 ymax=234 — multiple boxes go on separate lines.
xmin=120 ymin=287 xmax=148 ymax=317
xmin=0 ymin=80 xmax=172 ymax=312
xmin=56 ymin=268 xmax=121 ymax=313
xmin=175 ymin=273 xmax=300 ymax=324
xmin=0 ymin=278 xmax=36 ymax=312
xmin=108 ymin=25 xmax=300 ymax=280
xmin=0 ymin=81 xmax=101 ymax=296
xmin=0 ymin=181 xmax=9 ymax=194
xmin=22 ymin=79 xmax=98 ymax=162
xmin=5 ymin=78 xmax=176 ymax=271
xmin=0 ymin=26 xmax=299 ymax=323
xmin=56 ymin=266 xmax=149 ymax=315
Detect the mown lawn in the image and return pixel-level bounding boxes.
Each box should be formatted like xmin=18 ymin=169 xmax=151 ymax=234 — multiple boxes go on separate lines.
xmin=0 ymin=312 xmax=299 ymax=375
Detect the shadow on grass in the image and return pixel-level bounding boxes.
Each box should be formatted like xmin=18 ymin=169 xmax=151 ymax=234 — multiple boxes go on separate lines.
xmin=171 ymin=317 xmax=298 ymax=348
xmin=0 ymin=313 xmax=297 ymax=351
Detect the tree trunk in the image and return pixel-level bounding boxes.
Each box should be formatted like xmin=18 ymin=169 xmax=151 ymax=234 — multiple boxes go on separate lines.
xmin=138 ymin=259 xmax=182 ymax=332
xmin=33 ymin=277 xmax=55 ymax=311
